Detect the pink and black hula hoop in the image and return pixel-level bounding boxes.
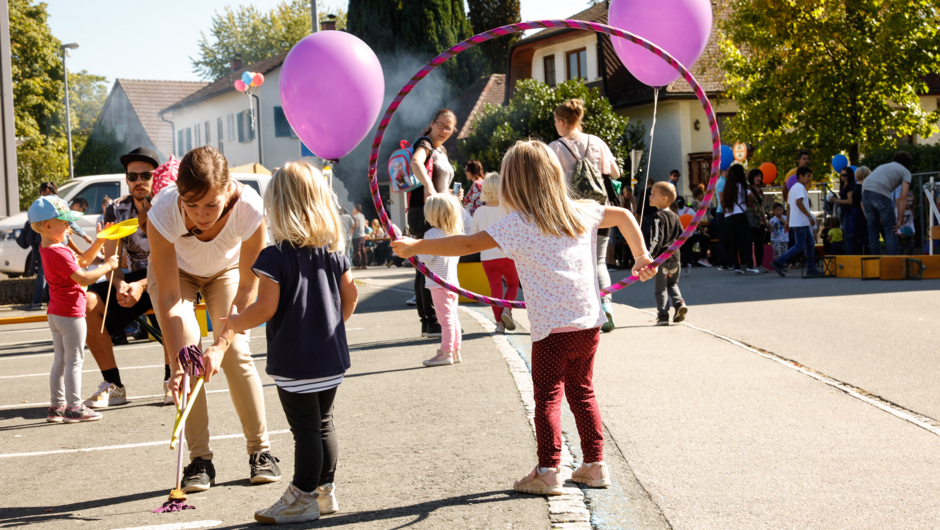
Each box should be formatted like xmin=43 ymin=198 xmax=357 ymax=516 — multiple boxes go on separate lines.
xmin=367 ymin=19 xmax=721 ymax=309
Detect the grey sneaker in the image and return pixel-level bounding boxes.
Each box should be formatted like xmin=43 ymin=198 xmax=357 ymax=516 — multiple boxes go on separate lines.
xmin=254 ymin=483 xmax=320 ymax=524
xmin=46 ymin=406 xmax=65 ymax=423
xmin=317 ymin=483 xmax=339 ymax=514
xmin=182 ymin=457 xmax=216 ymax=493
xmin=63 ymin=405 xmax=102 ymax=423
xmin=250 ymin=451 xmax=282 ymax=484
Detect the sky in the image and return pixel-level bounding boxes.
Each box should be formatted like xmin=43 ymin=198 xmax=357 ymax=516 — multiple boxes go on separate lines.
xmin=45 ymin=0 xmax=589 ymax=85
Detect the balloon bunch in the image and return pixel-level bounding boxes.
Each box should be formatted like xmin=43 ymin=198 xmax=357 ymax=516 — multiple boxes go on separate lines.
xmin=234 ymin=71 xmax=265 ymax=92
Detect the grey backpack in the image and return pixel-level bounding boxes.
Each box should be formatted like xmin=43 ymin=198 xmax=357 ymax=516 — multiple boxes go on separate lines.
xmin=560 ymin=137 xmax=607 ymax=205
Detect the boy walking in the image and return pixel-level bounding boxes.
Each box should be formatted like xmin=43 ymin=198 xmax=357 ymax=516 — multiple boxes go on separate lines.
xmin=645 ymin=182 xmax=687 ymax=325
xmin=772 ymin=167 xmax=821 ymax=276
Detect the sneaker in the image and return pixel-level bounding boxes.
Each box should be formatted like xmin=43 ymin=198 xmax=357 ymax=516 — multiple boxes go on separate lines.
xmin=735 ymin=267 xmax=745 ymax=274
xmin=571 ymin=461 xmax=612 ymax=488
xmin=406 ymin=296 xmax=417 ymax=306
xmin=426 ymin=324 xmax=442 ymax=338
xmin=656 ymin=314 xmax=670 ymax=326
xmin=758 ymin=266 xmax=770 ymax=274
xmin=673 ymin=305 xmax=688 ymax=323
xmin=421 ymin=322 xmax=428 ymax=338
xmin=452 ymin=350 xmax=462 ymax=364
xmin=495 ymin=322 xmax=505 ymax=333
xmin=63 ymin=405 xmax=102 ymax=423
xmin=25 ymin=302 xmax=43 ymax=311
xmin=46 ymin=406 xmax=65 ymax=423
xmin=513 ymin=466 xmax=564 ymax=496
xmin=163 ymin=381 xmax=175 ymax=406
xmin=772 ymin=262 xmax=786 ymax=277
xmin=423 ymin=349 xmax=453 ymax=367
xmin=250 ymin=451 xmax=282 ymax=484
xmin=697 ymin=258 xmax=713 ymax=267
xmin=254 ymin=483 xmax=320 ymax=524
xmin=317 ymin=483 xmax=339 ymax=514
xmin=182 ymin=457 xmax=216 ymax=493
xmin=601 ymin=300 xmax=615 ymax=333
xmin=716 ymin=265 xmax=728 ymax=271
xmin=85 ymin=381 xmax=127 ymax=409
xmin=744 ymin=268 xmax=761 ymax=275
xmin=111 ymin=332 xmax=128 ymax=346
xmin=500 ymin=309 xmax=517 ymax=331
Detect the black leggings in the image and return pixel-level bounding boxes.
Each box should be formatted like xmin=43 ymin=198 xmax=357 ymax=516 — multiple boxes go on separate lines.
xmin=277 ymin=386 xmax=338 ymax=492
xmin=724 ymin=214 xmax=754 ymax=268
xmin=750 ymin=226 xmax=766 ymax=267
xmin=408 ymin=209 xmax=438 ymax=327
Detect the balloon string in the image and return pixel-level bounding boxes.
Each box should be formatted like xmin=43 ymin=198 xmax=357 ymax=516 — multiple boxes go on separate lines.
xmin=638 ymin=87 xmax=659 ymax=224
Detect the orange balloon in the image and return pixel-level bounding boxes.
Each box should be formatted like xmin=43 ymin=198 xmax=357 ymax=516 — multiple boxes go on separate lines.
xmin=679 ymin=214 xmax=693 ymax=228
xmin=759 ymin=162 xmax=777 ymax=184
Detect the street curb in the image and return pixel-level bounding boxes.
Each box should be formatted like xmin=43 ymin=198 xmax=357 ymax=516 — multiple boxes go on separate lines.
xmin=460 ymin=307 xmax=593 ymax=530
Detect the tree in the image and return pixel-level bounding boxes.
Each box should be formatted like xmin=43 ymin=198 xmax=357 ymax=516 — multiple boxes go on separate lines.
xmin=718 ymin=0 xmax=940 ymax=179
xmin=68 ymin=70 xmax=108 ymax=131
xmin=346 ymin=0 xmax=402 ymax=55
xmin=467 ymin=0 xmax=521 ymax=74
xmin=459 ymin=79 xmax=646 ymax=180
xmin=400 ymin=0 xmax=489 ymax=87
xmin=191 ymin=0 xmax=348 ymax=81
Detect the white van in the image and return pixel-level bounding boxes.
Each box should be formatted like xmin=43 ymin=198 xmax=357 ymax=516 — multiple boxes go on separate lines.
xmin=0 ymin=173 xmax=271 ymax=277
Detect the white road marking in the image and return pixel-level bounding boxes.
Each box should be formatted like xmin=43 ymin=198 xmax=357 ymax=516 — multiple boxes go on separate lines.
xmin=0 ymin=387 xmax=243 ymax=410
xmin=346 ymin=327 xmax=364 ymax=330
xmin=0 ymin=429 xmax=289 ymax=459
xmin=0 ymin=364 xmax=166 ymax=379
xmin=0 ymin=341 xmax=165 ymax=361
xmin=110 ymin=520 xmax=223 ymax=530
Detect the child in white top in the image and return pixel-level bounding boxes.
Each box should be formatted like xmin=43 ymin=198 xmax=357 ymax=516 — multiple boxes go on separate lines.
xmin=393 ymin=139 xmax=656 ymax=496
xmin=470 ymin=172 xmax=520 ymax=332
xmin=418 ymin=194 xmax=464 ymax=366
xmin=769 ymin=203 xmax=789 ymax=261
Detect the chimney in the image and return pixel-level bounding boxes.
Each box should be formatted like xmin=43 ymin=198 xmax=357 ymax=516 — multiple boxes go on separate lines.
xmin=320 ymin=14 xmax=337 ymax=31
xmin=230 ymin=54 xmax=243 ymax=72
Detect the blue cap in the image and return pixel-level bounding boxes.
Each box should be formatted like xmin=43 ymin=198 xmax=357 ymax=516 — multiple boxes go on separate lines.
xmin=27 ymin=195 xmax=83 ymax=224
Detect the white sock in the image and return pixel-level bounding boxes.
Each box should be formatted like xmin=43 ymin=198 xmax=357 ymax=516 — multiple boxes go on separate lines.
xmin=537 ymin=466 xmax=556 ymax=474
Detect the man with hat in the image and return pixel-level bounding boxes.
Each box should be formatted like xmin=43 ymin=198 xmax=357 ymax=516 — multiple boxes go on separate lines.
xmin=83 ymin=147 xmax=168 ymax=409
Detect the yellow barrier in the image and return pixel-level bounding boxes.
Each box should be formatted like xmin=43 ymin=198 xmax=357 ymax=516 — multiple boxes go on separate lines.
xmin=456 ymin=262 xmax=492 ymax=303
xmin=0 ymin=304 xmax=210 ymax=337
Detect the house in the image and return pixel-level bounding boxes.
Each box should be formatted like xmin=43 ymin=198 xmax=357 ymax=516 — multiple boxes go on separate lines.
xmin=505 ymin=1 xmax=737 ymax=194
xmin=160 ymin=53 xmax=300 ymax=169
xmin=444 ymin=73 xmax=506 ymax=171
xmin=89 ymin=79 xmax=208 ymax=164
xmin=915 ymin=74 xmax=940 ymax=146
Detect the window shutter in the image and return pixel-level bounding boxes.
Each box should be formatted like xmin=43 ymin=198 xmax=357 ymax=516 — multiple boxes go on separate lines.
xmin=237 ymin=112 xmax=244 ymax=143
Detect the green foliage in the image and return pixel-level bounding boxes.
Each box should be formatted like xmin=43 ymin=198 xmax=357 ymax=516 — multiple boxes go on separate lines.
xmin=16 ymin=138 xmax=69 ymax=211
xmin=718 ymin=0 xmax=940 ymax=181
xmin=458 ymin=79 xmax=646 ymax=180
xmin=192 ymin=0 xmax=347 ymax=81
xmin=67 ymin=70 xmax=109 ymax=131
xmin=861 ymin=143 xmax=940 ymax=175
xmin=467 ymin=0 xmax=521 ymax=73
xmin=400 ymin=0 xmax=489 ymax=87
xmin=10 ymin=0 xmax=64 ymax=140
xmin=347 ymin=0 xmax=403 ymax=54
xmin=74 ymin=127 xmax=129 ymax=178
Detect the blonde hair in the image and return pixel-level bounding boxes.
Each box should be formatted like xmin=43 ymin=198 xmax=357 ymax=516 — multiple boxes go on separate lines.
xmin=652 ymin=181 xmax=677 ymax=203
xmin=554 ymin=99 xmax=585 ymax=129
xmin=265 ymin=161 xmax=345 ymax=252
xmin=423 ymin=194 xmax=463 ymax=236
xmin=855 ymin=166 xmax=871 ymax=180
xmin=480 ymin=172 xmax=501 ymax=203
xmin=499 ymin=139 xmax=596 ymax=238
xmin=31 ymin=221 xmax=48 ymax=234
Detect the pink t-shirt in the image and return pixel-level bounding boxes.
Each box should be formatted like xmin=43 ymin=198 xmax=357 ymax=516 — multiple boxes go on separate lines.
xmin=39 ymin=244 xmax=85 ymax=318
xmin=486 ymin=204 xmax=607 ymax=342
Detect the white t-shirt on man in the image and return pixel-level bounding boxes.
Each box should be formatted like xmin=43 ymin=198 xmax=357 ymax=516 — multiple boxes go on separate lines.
xmin=787 ymin=182 xmax=813 ymax=228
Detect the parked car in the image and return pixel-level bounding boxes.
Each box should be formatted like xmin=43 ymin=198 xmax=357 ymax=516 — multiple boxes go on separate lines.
xmin=0 ymin=172 xmax=271 ymax=277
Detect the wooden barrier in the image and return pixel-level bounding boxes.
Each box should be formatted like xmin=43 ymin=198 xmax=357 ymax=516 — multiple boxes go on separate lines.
xmin=835 ymin=255 xmax=940 ymax=280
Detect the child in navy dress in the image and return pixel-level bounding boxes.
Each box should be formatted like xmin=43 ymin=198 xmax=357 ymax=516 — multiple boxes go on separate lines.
xmin=393 ymin=140 xmax=656 ymax=496
xmin=222 ymin=162 xmax=359 ymax=525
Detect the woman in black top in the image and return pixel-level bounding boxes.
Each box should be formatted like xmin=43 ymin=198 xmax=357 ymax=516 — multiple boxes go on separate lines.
xmin=831 ymin=166 xmax=856 ymax=253
xmin=408 ymin=109 xmax=457 ymax=337
xmin=849 ymin=166 xmax=870 ymax=254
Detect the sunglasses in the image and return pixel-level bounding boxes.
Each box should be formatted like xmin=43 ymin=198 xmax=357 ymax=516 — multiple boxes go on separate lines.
xmin=126 ymin=171 xmax=153 ymax=182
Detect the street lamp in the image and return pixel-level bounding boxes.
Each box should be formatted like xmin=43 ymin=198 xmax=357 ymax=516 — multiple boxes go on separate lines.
xmin=61 ymin=42 xmax=78 ymax=179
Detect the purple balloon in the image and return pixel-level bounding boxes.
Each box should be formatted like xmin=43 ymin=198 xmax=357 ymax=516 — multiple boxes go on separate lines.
xmin=609 ymin=0 xmax=713 ymax=88
xmin=786 ymin=174 xmax=798 ymax=190
xmin=280 ymin=32 xmax=385 ymax=161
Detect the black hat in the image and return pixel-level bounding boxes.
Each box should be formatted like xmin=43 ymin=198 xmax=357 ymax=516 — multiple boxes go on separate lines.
xmin=120 ymin=147 xmax=160 ymax=170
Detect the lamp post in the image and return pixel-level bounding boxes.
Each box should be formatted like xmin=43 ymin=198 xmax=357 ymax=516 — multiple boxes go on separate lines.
xmin=61 ymin=42 xmax=78 ymax=179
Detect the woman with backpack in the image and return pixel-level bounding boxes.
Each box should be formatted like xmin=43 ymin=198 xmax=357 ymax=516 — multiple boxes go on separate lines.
xmin=408 ymin=109 xmax=457 ymax=338
xmin=549 ymin=99 xmax=621 ymax=333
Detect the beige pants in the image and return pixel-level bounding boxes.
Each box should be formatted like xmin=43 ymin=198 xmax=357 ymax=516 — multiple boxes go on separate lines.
xmin=148 ymin=265 xmax=270 ymax=461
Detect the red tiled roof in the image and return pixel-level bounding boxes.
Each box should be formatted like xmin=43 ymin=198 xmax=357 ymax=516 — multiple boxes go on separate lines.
xmin=443 ymin=74 xmax=507 ymax=171
xmin=116 ymin=79 xmax=208 ymax=157
xmin=162 ymin=52 xmax=289 ymax=113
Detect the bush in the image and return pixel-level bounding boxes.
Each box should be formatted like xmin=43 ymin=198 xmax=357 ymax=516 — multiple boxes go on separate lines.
xmin=74 ymin=127 xmax=128 ymax=177
xmin=458 ymin=79 xmax=645 ymax=182
xmin=16 ymin=138 xmax=69 ymax=211
xmin=861 ymin=143 xmax=940 ymax=174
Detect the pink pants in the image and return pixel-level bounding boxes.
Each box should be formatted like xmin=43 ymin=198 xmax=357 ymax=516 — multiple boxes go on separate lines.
xmin=430 ymin=289 xmax=461 ymax=354
xmin=531 ymin=328 xmax=603 ymax=468
xmin=482 ymin=258 xmax=520 ymax=320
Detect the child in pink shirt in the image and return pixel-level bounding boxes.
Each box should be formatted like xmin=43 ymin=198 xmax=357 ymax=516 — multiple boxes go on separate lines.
xmin=393 ymin=140 xmax=656 ymax=495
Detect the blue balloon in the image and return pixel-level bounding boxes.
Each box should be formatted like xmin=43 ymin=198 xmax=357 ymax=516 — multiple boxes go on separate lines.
xmin=850 ymin=165 xmax=858 ymax=173
xmin=832 ymin=154 xmax=848 ymax=172
xmin=720 ymin=145 xmax=734 ymax=170
xmin=241 ymin=71 xmax=254 ymax=86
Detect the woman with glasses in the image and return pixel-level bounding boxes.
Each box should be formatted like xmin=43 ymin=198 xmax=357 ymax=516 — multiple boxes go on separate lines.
xmin=408 ymin=109 xmax=457 ymax=339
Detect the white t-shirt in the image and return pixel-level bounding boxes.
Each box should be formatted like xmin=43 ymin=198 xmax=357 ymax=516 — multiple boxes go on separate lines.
xmin=417 ymin=228 xmax=460 ymax=290
xmin=723 ymin=183 xmax=749 ymax=216
xmin=486 ymin=204 xmax=607 ymax=342
xmin=470 ymin=205 xmax=509 ymax=260
xmin=548 ymin=134 xmax=621 ymax=185
xmin=148 ymin=183 xmax=265 ymax=277
xmin=787 ymin=182 xmax=813 ymax=228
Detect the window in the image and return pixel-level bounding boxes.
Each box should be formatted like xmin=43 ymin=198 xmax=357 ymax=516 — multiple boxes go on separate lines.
xmin=237 ymin=110 xmax=255 ymax=143
xmin=716 ymin=113 xmax=735 ymax=140
xmin=204 ymin=121 xmax=211 ymax=145
xmin=178 ymin=130 xmax=184 ymax=155
xmin=73 ymin=182 xmax=121 ymax=215
xmin=544 ymin=55 xmax=556 ymax=87
xmin=217 ymin=117 xmax=224 ymax=153
xmin=273 ymin=106 xmax=297 ymax=138
xmin=566 ymin=48 xmax=588 ymax=81
xmin=194 ymin=123 xmax=201 ymax=147
xmin=185 ymin=128 xmax=192 ymax=152
xmin=227 ymin=114 xmax=236 ymax=140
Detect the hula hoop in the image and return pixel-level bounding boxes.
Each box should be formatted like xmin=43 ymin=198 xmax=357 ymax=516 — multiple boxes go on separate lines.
xmin=367 ymin=19 xmax=720 ymax=309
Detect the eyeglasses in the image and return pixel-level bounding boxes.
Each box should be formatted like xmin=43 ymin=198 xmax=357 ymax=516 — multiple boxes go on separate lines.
xmin=434 ymin=122 xmax=454 ymax=133
xmin=126 ymin=171 xmax=153 ymax=182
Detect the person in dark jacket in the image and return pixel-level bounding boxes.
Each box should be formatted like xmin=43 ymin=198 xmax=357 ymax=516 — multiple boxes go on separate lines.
xmin=644 ymin=182 xmax=688 ymax=326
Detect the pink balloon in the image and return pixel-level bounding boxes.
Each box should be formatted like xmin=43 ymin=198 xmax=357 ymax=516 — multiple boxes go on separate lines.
xmin=234 ymin=79 xmax=247 ymax=92
xmin=280 ymin=31 xmax=385 ymax=161
xmin=252 ymin=73 xmax=265 ymax=87
xmin=786 ymin=174 xmax=798 ymax=190
xmin=609 ymin=0 xmax=713 ymax=88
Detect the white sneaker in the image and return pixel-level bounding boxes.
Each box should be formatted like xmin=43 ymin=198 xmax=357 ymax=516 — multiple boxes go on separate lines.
xmin=405 ymin=296 xmax=417 ymax=306
xmin=317 ymin=483 xmax=339 ymax=514
xmin=423 ymin=349 xmax=453 ymax=367
xmin=85 ymin=381 xmax=127 ymax=409
xmin=500 ymin=309 xmax=517 ymax=331
xmin=163 ymin=381 xmax=174 ymax=406
xmin=254 ymin=483 xmax=320 ymax=524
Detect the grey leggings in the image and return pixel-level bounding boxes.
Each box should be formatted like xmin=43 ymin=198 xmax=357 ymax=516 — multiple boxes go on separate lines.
xmin=49 ymin=314 xmax=87 ymax=409
xmin=597 ymin=230 xmax=611 ymax=303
